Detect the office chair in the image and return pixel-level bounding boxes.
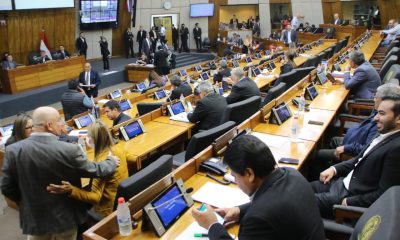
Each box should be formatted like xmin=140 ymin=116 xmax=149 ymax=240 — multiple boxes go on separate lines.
xmin=220 ymin=96 xmax=261 ymax=125
xmin=324 ymin=47 xmax=335 ymax=59
xmin=302 ymin=56 xmax=319 ymax=68
xmin=172 ymin=121 xmax=236 ymax=167
xmin=295 ymin=66 xmax=316 ymax=81
xmin=262 ymin=83 xmax=286 ymax=106
xmin=379 ymin=55 xmax=398 ymax=80
xmin=202 ymin=37 xmax=211 ymax=52
xmin=342 ymin=36 xmax=350 ymax=47
xmin=382 ymin=64 xmax=400 ymax=84
xmin=28 ymin=51 xmax=40 ymax=65
xmin=274 ymin=69 xmax=297 ymax=90
xmin=136 ymin=102 xmax=164 ymax=116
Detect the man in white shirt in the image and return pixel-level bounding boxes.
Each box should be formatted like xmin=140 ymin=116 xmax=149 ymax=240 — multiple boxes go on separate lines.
xmin=311 ymin=85 xmax=400 ymax=218
xmin=160 ymin=24 xmax=166 ymax=46
xmin=380 ymin=19 xmax=400 ymax=46
xmin=333 ymin=13 xmax=343 ymax=25
xmin=291 ymin=14 xmax=303 ymax=30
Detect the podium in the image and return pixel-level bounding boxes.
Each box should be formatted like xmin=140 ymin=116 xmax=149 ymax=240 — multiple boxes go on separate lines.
xmin=319 ymin=24 xmax=367 ymax=43
xmin=125 ymin=64 xmax=155 ymax=83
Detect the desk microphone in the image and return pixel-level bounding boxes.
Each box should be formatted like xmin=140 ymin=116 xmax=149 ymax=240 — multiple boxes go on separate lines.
xmin=146 ymin=187 xmax=193 ymax=211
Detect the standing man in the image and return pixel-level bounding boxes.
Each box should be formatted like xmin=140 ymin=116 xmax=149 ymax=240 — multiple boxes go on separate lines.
xmin=1 ymin=106 xmax=118 ymax=240
xmin=179 ymin=24 xmax=189 ymax=53
xmin=333 ymin=13 xmax=343 ymax=25
xmin=149 ymin=26 xmax=158 ymax=54
xmin=142 ymin=33 xmax=152 ymax=58
xmin=61 ymin=79 xmax=94 ymax=121
xmin=253 ymin=19 xmax=261 ymax=37
xmin=154 ymin=45 xmax=170 ymax=75
xmin=160 ymin=24 xmax=166 ymax=45
xmin=124 ymin=28 xmax=134 ymax=58
xmin=78 ymin=62 xmax=101 ymax=98
xmin=282 ymin=24 xmax=298 ymax=47
xmin=172 ymin=24 xmax=179 ymax=51
xmin=193 ymin=23 xmax=202 ymax=52
xmin=291 ymin=14 xmax=303 ymax=30
xmin=136 ymin=26 xmax=146 ymax=57
xmin=75 ymin=32 xmax=88 ymax=58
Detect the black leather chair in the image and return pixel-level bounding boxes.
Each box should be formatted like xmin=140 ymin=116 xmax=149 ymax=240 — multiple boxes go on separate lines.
xmin=382 ymin=47 xmax=400 ymax=64
xmin=324 ymin=48 xmax=335 ymax=59
xmin=295 ymin=66 xmax=316 ymax=81
xmin=262 ymin=83 xmax=286 ymax=106
xmin=342 ymin=36 xmax=350 ymax=48
xmin=220 ymin=96 xmax=262 ymax=124
xmin=274 ymin=69 xmax=296 ymax=90
xmin=28 ymin=51 xmax=40 ymax=65
xmin=302 ymin=56 xmax=319 ymax=68
xmin=384 ymin=40 xmax=400 ymax=56
xmin=172 ymin=121 xmax=236 ymax=167
xmin=379 ymin=55 xmax=398 ymax=80
xmin=136 ymin=102 xmax=164 ymax=116
xmin=382 ymin=64 xmax=400 ymax=84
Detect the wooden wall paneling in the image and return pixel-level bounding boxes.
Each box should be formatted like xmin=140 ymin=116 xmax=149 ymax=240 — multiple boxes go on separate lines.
xmin=112 ymin=3 xmax=131 ymax=57
xmin=208 ymin=0 xmax=228 ymax=45
xmin=321 ymin=0 xmax=341 ymax=24
xmin=378 ymin=0 xmax=400 ymax=28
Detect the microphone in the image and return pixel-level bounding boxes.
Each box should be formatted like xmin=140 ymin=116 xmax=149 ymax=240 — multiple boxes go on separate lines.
xmin=147 ymin=187 xmax=193 ymax=211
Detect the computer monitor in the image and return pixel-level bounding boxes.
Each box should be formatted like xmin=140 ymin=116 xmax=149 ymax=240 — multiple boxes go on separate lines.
xmin=167 ymin=101 xmax=186 ymax=116
xmin=136 ymin=82 xmax=147 ymax=91
xmin=194 ymin=65 xmax=202 ymax=72
xmin=271 ymin=102 xmax=292 ymax=125
xmin=305 ymin=82 xmax=319 ymax=100
xmin=74 ymin=114 xmax=95 ymax=129
xmin=179 ymin=70 xmax=188 ymax=77
xmin=316 ymin=72 xmax=328 ymax=85
xmin=269 ymin=62 xmax=276 ymax=70
xmin=245 ymin=56 xmax=252 ymax=63
xmin=232 ymin=60 xmax=240 ymax=68
xmin=110 ymin=89 xmax=122 ymax=99
xmin=120 ymin=120 xmax=146 ymax=141
xmin=252 ymin=67 xmax=261 ymax=76
xmin=0 ymin=124 xmax=13 ymax=137
xmin=200 ymin=72 xmax=209 ymax=81
xmin=119 ymin=99 xmax=132 ymax=112
xmin=154 ymin=90 xmax=167 ymax=100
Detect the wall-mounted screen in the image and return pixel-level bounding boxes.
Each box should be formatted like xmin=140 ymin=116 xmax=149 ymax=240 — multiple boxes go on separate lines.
xmin=80 ymin=0 xmax=119 ymax=30
xmin=190 ymin=4 xmax=214 ymax=18
xmin=0 ymin=0 xmax=12 ymax=10
xmin=14 ymin=0 xmax=74 ymax=10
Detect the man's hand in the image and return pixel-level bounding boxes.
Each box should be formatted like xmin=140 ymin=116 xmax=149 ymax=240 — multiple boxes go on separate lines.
xmin=77 ymin=86 xmax=85 ymax=94
xmin=334 ymin=146 xmax=345 ymax=159
xmin=215 ymin=207 xmax=240 ymax=226
xmin=341 ymin=198 xmax=347 ymax=206
xmin=90 ymin=84 xmax=96 ymax=89
xmin=345 ymin=65 xmax=351 ymax=72
xmin=192 ymin=205 xmax=218 ymax=230
xmin=319 ymin=167 xmax=336 ymax=184
xmin=47 ymin=181 xmax=72 ymax=194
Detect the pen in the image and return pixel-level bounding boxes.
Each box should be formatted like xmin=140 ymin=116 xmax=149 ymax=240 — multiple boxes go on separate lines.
xmin=194 ymin=233 xmax=208 ymax=237
xmin=198 ymin=203 xmax=206 ymax=211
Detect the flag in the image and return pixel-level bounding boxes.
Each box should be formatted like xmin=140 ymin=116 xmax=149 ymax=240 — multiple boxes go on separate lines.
xmin=40 ymin=29 xmax=52 ymax=60
xmin=126 ymin=0 xmax=132 ymax=13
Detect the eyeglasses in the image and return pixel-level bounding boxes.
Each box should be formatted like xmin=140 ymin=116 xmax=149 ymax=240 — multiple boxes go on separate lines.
xmin=25 ymin=126 xmax=33 ymax=130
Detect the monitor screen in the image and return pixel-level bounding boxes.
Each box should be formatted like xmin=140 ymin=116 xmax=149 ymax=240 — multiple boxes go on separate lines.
xmin=14 ymin=0 xmax=74 ymax=9
xmin=253 ymin=67 xmax=261 ymax=76
xmin=234 ymin=54 xmax=240 ymax=60
xmin=79 ymin=0 xmax=118 ymax=30
xmin=256 ymin=53 xmax=262 ymax=59
xmin=152 ymin=185 xmax=189 ymax=228
xmin=0 ymin=0 xmax=12 ymax=10
xmin=269 ymin=62 xmax=276 ymax=70
xmin=232 ymin=60 xmax=239 ymax=68
xmin=245 ymin=57 xmax=252 ymax=63
xmin=171 ymin=102 xmax=185 ymax=115
xmin=317 ymin=73 xmax=328 ymax=84
xmin=307 ymin=83 xmax=318 ymax=99
xmin=0 ymin=124 xmax=13 ymax=136
xmin=137 ymin=82 xmax=146 ymax=91
xmin=78 ymin=115 xmax=93 ymax=128
xmin=119 ymin=100 xmax=131 ymax=112
xmin=194 ymin=65 xmax=202 ymax=72
xmin=124 ymin=121 xmax=144 ymax=139
xmin=110 ymin=89 xmax=121 ymax=99
xmin=155 ymin=90 xmax=167 ymax=99
xmin=179 ymin=70 xmax=187 ymax=77
xmin=275 ymin=103 xmax=291 ymax=123
xmin=265 ymin=50 xmax=271 ymax=55
xmin=190 ymin=3 xmax=214 ymax=18
xmin=200 ymin=72 xmax=209 ymax=80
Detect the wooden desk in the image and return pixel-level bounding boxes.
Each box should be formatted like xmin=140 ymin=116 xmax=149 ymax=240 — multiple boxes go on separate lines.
xmin=0 ymin=56 xmax=85 ymax=94
xmin=319 ymin=24 xmax=366 ymax=44
xmin=125 ymin=64 xmax=155 ymax=83
xmin=298 ymin=32 xmax=325 ymax=44
xmin=308 ymin=84 xmax=349 ymax=111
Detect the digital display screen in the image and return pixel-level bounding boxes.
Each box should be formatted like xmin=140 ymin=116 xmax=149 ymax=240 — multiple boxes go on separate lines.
xmin=256 ymin=53 xmax=262 ymax=58
xmin=201 ymin=72 xmax=209 ymax=80
xmin=171 ymin=102 xmax=185 ymax=115
xmin=136 ymin=82 xmax=146 ymax=91
xmin=119 ymin=100 xmax=131 ymax=111
xmin=334 ymin=63 xmax=341 ymax=71
xmin=0 ymin=124 xmax=13 ymax=136
xmin=269 ymin=62 xmax=276 ymax=70
xmin=155 ymin=90 xmax=167 ymax=99
xmin=190 ymin=3 xmax=214 ymax=18
xmin=245 ymin=57 xmax=252 ymax=63
xmin=253 ymin=67 xmax=261 ymax=76
xmin=111 ymin=89 xmax=121 ymax=99
xmin=317 ymin=73 xmax=327 ymax=84
xmin=0 ymin=0 xmax=12 ymax=10
xmin=307 ymin=84 xmax=318 ymax=99
xmin=14 ymin=0 xmax=74 ymax=9
xmin=233 ymin=60 xmax=239 ymax=68
xmin=152 ymin=186 xmax=188 ymax=228
xmin=78 ymin=115 xmax=93 ymax=128
xmin=265 ymin=50 xmax=271 ymax=55
xmin=124 ymin=121 xmax=143 ymax=139
xmin=80 ymin=0 xmax=118 ymax=23
xmin=179 ymin=70 xmax=187 ymax=77
xmin=275 ymin=103 xmax=291 ymax=123
xmin=195 ymin=65 xmax=202 ymax=72
xmin=222 ymin=57 xmax=227 ymax=61
xmin=234 ymin=54 xmax=240 ymax=60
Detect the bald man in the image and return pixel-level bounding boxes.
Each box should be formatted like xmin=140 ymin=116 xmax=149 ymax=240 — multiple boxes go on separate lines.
xmin=1 ymin=107 xmax=118 ymax=240
xmin=78 ymin=62 xmax=101 ymax=97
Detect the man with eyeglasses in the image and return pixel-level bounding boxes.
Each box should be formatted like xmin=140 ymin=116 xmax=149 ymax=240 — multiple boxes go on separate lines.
xmin=1 ymin=106 xmax=119 ymax=240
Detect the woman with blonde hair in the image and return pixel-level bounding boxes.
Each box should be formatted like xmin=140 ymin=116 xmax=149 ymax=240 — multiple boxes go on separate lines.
xmin=5 ymin=112 xmax=33 ymax=147
xmin=48 ymin=120 xmax=128 ymax=217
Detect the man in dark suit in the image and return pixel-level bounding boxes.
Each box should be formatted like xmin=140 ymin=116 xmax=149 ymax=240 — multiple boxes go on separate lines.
xmin=142 ymin=33 xmax=152 ymax=58
xmin=75 ymin=32 xmax=88 ymax=58
xmin=192 ymin=135 xmax=325 ymax=240
xmin=169 ymin=75 xmax=192 ymax=101
xmin=340 ymin=51 xmax=381 ymax=99
xmin=1 ymin=106 xmax=117 ymax=239
xmin=253 ymin=20 xmax=261 ymax=37
xmin=124 ymin=28 xmax=134 ymax=58
xmin=333 ymin=13 xmax=343 ymax=25
xmin=36 ymin=50 xmax=51 ymax=64
xmin=179 ymin=24 xmax=189 ymax=53
xmin=226 ymin=67 xmax=261 ymax=104
xmin=136 ymin=26 xmax=146 ymax=57
xmin=2 ymin=54 xmax=17 ymax=70
xmin=56 ymin=45 xmax=70 ymax=60
xmin=281 ymin=24 xmax=298 ymax=47
xmin=312 ymin=91 xmax=400 ymax=217
xmin=172 ymin=24 xmax=179 ymax=51
xmin=229 ymin=14 xmax=239 ymax=29
xmin=103 ymin=100 xmax=132 ymax=126
xmin=214 ymin=60 xmax=231 ymax=83
xmin=193 ymin=23 xmax=202 ymax=52
xmin=149 ymin=26 xmax=158 ymax=54
xmin=78 ymin=62 xmax=101 ymax=98
xmin=187 ymin=81 xmax=227 ymax=130
xmin=154 ymin=45 xmax=170 ymax=75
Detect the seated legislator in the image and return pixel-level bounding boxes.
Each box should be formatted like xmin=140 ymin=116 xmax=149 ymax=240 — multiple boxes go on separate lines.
xmin=79 ymin=62 xmax=101 ymax=98
xmin=213 ymin=60 xmax=231 ymax=83
xmin=312 ymin=91 xmax=400 ymax=217
xmin=192 ymin=135 xmax=325 ymax=240
xmin=380 ymin=19 xmax=400 ymax=46
xmin=169 ymin=75 xmax=193 ymax=101
xmin=223 ymin=45 xmax=236 ymax=57
xmin=136 ymin=53 xmax=150 ymax=65
xmin=56 ymin=45 xmax=71 ymax=60
xmin=103 ymin=100 xmax=131 ymax=126
xmin=333 ymin=13 xmax=343 ymax=25
xmin=61 ymin=79 xmax=94 ymax=121
xmin=36 ymin=50 xmax=51 ymax=64
xmin=226 ymin=67 xmax=260 ymax=104
xmin=5 ymin=113 xmax=33 ymax=148
xmin=280 ymin=51 xmax=297 ymax=75
xmin=340 ymin=51 xmax=381 ymax=99
xmin=314 ymin=84 xmax=399 ymax=173
xmin=187 ymin=81 xmax=227 ymax=130
xmin=2 ymin=54 xmax=17 ymax=70
xmin=47 ymin=120 xmax=128 ymax=217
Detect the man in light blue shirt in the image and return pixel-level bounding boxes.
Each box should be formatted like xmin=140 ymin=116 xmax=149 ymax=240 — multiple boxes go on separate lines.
xmin=380 ymin=19 xmax=400 ymax=46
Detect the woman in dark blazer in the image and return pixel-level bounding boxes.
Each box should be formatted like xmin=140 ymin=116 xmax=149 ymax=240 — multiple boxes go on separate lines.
xmin=280 ymin=51 xmax=297 ymax=75
xmin=99 ymin=36 xmax=110 ymax=71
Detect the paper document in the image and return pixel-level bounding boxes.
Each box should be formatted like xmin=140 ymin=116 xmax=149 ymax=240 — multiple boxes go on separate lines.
xmin=192 ymin=182 xmax=249 ymax=208
xmin=175 ymin=213 xmax=225 ymax=240
xmin=251 ymin=132 xmax=288 ymax=149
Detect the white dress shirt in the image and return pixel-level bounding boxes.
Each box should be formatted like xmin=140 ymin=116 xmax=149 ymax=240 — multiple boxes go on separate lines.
xmin=383 ymin=24 xmax=400 ymax=41
xmin=287 ymin=31 xmax=292 ymax=44
xmin=291 ymin=17 xmax=299 ymax=29
xmin=85 ymin=71 xmax=91 ymax=85
xmin=160 ymin=27 xmax=166 ymax=36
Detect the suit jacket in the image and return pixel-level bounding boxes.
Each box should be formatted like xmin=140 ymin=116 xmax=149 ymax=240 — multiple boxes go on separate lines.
xmin=193 ymin=27 xmax=202 ymax=39
xmin=172 ymin=27 xmax=179 ymax=41
xmin=1 ymin=134 xmax=117 ymax=235
xmin=208 ymin=168 xmax=325 ymax=240
xmin=282 ymin=30 xmax=298 ymax=46
xmin=187 ymin=93 xmax=227 ymax=130
xmin=79 ymin=70 xmax=101 ymax=97
xmin=154 ymin=49 xmax=169 ymax=68
xmin=136 ymin=30 xmax=146 ymax=43
xmin=100 ymin=41 xmax=110 ymax=56
xmin=142 ymin=38 xmax=152 ymax=56
xmin=56 ymin=50 xmax=70 ymax=59
xmin=76 ymin=37 xmax=88 ymax=52
xmin=334 ymin=18 xmax=343 ymax=25
xmin=169 ymin=83 xmax=192 ymax=101
xmin=180 ymin=28 xmax=189 ymax=41
xmin=2 ymin=60 xmax=17 ymax=70
xmin=149 ymin=30 xmax=158 ymax=41
xmin=113 ymin=113 xmax=132 ymax=126
xmin=124 ymin=30 xmax=134 ymax=43
xmin=226 ymin=78 xmax=261 ymax=104
xmin=280 ymin=62 xmax=295 ymax=75
xmin=252 ymin=22 xmax=260 ymax=35
xmin=344 ymin=61 xmax=381 ymax=99
xmin=334 ymin=131 xmax=400 ymax=207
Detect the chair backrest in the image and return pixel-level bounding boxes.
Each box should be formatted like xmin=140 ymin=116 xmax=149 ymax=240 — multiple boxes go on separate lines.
xmin=220 ymin=96 xmax=262 ymax=125
xmin=382 ymin=64 xmax=400 ymax=84
xmin=262 ymin=83 xmax=286 ymax=106
xmin=383 ymin=47 xmax=400 ymax=64
xmin=324 ymin=48 xmax=334 ymax=59
xmin=343 ymin=36 xmax=350 ymax=47
xmin=295 ymin=66 xmax=316 ymax=80
xmin=388 ymin=78 xmax=399 ymax=85
xmin=185 ymin=121 xmax=236 ymax=161
xmin=384 ymin=40 xmax=400 ymax=56
xmin=28 ymin=51 xmax=40 ymax=65
xmin=113 ymin=154 xmax=173 ymax=209
xmin=136 ymin=102 xmax=164 ymax=116
xmin=302 ymin=56 xmax=319 ymax=68
xmin=275 ymin=69 xmax=297 ymax=90
xmin=380 ymin=55 xmax=398 ymax=80
xmin=351 ymin=186 xmax=400 ymax=240
xmin=333 ymin=41 xmax=343 ymax=53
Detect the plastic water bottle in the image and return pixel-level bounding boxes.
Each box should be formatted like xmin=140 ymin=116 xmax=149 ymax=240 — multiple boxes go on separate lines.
xmin=180 ymin=93 xmax=185 ymax=104
xmin=117 ymin=197 xmax=132 ymax=236
xmin=291 ymin=114 xmax=300 ymax=139
xmin=298 ymin=93 xmax=306 ymax=115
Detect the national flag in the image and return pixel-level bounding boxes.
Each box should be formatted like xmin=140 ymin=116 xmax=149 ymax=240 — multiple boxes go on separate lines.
xmin=40 ymin=29 xmax=52 ymax=60
xmin=126 ymin=0 xmax=132 ymax=13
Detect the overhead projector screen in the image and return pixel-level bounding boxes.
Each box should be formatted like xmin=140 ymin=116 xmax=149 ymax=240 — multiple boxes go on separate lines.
xmin=14 ymin=0 xmax=75 ymax=10
xmin=0 ymin=0 xmax=12 ymax=10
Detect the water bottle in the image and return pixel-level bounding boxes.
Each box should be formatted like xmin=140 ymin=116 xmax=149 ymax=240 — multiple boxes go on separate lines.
xmin=117 ymin=197 xmax=132 ymax=236
xmin=298 ymin=93 xmax=306 ymax=116
xmin=180 ymin=93 xmax=185 ymax=104
xmin=186 ymin=75 xmax=191 ymax=84
xmin=291 ymin=114 xmax=300 ymax=138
